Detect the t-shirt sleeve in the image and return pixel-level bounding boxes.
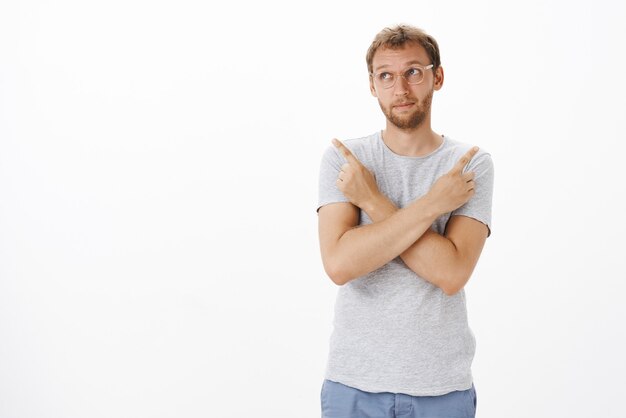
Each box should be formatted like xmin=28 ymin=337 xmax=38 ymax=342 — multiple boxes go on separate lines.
xmin=317 ymin=145 xmax=350 ymax=213
xmin=451 ymin=152 xmax=494 ymax=237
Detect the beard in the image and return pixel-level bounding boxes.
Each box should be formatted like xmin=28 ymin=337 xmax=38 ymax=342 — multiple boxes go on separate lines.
xmin=379 ymin=88 xmax=434 ymax=130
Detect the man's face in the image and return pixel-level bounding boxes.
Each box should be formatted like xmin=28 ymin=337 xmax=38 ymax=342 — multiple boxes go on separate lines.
xmin=369 ymin=42 xmax=443 ymax=130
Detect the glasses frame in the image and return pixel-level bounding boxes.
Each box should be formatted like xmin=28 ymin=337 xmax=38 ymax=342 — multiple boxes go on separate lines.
xmin=370 ymin=64 xmax=434 ymax=89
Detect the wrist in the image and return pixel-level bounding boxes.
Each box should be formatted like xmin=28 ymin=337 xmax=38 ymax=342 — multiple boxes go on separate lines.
xmin=419 ymin=192 xmax=443 ymax=219
xmin=362 ymin=192 xmax=396 ymax=221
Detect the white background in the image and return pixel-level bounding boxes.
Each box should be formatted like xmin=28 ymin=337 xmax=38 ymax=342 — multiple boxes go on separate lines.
xmin=1 ymin=0 xmax=625 ymax=417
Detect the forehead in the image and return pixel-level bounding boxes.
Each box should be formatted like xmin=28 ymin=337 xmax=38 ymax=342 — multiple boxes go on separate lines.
xmin=372 ymin=42 xmax=430 ymax=71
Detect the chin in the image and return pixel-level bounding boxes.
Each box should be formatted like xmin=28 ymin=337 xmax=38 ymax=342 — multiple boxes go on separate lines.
xmin=391 ymin=115 xmax=425 ymax=130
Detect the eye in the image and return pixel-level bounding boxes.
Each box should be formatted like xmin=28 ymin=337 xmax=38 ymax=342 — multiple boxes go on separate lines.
xmin=406 ymin=67 xmax=423 ymax=77
xmin=378 ymin=72 xmax=392 ymax=81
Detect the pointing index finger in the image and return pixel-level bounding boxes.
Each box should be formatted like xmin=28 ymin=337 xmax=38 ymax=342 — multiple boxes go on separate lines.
xmin=453 ymin=146 xmax=479 ymax=173
xmin=332 ymin=138 xmax=360 ymax=165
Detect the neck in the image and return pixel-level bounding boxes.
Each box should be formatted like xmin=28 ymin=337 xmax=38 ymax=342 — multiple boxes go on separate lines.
xmin=382 ymin=116 xmax=442 ymax=157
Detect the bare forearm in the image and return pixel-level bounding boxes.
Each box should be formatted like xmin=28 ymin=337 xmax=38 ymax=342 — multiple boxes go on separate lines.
xmin=328 ymin=141 xmax=482 ymax=291
xmin=331 ymin=196 xmax=439 ymax=284
xmin=362 ymin=194 xmax=460 ymax=289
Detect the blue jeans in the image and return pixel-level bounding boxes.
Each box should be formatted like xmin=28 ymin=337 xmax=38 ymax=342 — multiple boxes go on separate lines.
xmin=320 ymin=379 xmax=477 ymax=418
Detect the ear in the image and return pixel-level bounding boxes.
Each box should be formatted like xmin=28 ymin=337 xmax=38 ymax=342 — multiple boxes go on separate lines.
xmin=369 ymin=76 xmax=378 ymax=97
xmin=433 ymin=66 xmax=444 ymax=91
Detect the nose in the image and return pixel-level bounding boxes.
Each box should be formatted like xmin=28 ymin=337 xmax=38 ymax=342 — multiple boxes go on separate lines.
xmin=393 ymin=75 xmax=409 ymax=96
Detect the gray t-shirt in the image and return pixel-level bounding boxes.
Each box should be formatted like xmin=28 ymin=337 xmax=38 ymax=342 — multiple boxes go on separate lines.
xmin=317 ymin=130 xmax=494 ymax=396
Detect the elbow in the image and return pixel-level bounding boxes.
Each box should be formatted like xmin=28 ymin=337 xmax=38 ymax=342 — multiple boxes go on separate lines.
xmin=440 ymin=271 xmax=470 ymax=296
xmin=323 ymin=260 xmax=353 ymax=286
xmin=326 ymin=267 xmax=350 ymax=286
xmin=441 ymin=283 xmax=462 ymax=296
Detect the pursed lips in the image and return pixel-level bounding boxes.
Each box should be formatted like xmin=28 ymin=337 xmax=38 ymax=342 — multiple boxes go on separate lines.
xmin=393 ymin=102 xmax=415 ymax=109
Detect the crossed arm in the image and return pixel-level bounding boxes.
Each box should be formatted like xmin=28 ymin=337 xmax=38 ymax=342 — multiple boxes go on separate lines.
xmin=318 ymin=139 xmax=489 ymax=295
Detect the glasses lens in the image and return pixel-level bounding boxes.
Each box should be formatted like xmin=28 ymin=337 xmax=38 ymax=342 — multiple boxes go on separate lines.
xmin=376 ymin=68 xmax=426 ymax=88
xmin=406 ymin=68 xmax=424 ymax=84
xmin=378 ymin=73 xmax=394 ymax=89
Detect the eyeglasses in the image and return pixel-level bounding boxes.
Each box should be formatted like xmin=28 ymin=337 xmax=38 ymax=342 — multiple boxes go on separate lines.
xmin=370 ymin=64 xmax=434 ymax=89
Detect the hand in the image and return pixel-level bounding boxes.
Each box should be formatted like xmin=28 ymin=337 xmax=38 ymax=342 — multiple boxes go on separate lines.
xmin=332 ymin=138 xmax=381 ymax=210
xmin=426 ymin=146 xmax=479 ymax=215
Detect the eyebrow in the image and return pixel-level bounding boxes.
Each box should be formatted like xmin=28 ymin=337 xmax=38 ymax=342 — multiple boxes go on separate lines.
xmin=374 ymin=60 xmax=427 ymax=72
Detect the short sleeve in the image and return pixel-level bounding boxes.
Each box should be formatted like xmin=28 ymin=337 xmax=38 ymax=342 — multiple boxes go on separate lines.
xmin=451 ymin=152 xmax=494 ymax=237
xmin=317 ymin=145 xmax=350 ymax=213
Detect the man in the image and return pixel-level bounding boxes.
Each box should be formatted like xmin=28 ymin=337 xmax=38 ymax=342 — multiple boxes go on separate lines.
xmin=317 ymin=24 xmax=493 ymax=418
